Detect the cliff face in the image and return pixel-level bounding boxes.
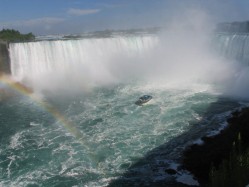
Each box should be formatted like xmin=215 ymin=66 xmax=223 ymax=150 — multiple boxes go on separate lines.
xmin=0 ymin=41 xmax=10 ymax=74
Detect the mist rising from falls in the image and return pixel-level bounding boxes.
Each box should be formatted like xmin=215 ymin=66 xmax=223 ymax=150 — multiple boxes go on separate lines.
xmin=212 ymin=33 xmax=249 ymax=99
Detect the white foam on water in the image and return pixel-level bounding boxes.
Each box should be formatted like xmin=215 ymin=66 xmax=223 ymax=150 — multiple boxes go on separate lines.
xmin=176 ymin=171 xmax=199 ymax=186
xmin=29 ymin=122 xmax=40 ymax=127
xmin=10 ymin=133 xmax=23 ymax=150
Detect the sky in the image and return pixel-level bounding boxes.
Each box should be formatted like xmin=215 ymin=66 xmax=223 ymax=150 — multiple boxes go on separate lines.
xmin=0 ymin=0 xmax=249 ymax=35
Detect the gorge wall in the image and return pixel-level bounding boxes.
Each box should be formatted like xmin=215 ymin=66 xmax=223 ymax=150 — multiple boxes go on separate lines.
xmin=0 ymin=41 xmax=10 ymax=74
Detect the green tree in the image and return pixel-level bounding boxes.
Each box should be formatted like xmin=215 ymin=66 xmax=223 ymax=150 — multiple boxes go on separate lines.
xmin=209 ymin=134 xmax=249 ymax=187
xmin=0 ymin=29 xmax=35 ymax=42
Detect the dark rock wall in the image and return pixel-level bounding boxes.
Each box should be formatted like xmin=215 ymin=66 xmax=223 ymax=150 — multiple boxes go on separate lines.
xmin=0 ymin=42 xmax=10 ymax=74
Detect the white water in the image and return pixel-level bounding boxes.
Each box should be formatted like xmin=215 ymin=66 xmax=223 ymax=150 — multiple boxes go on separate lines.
xmin=11 ymin=32 xmax=249 ymax=98
xmin=214 ymin=33 xmax=249 ymax=65
xmin=214 ymin=33 xmax=249 ymax=99
xmin=9 ymin=36 xmax=158 ymax=92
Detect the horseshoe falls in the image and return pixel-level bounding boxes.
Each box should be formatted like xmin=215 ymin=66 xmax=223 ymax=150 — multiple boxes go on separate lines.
xmin=9 ymin=36 xmax=158 ymax=92
xmin=1 ymin=32 xmax=249 ymax=186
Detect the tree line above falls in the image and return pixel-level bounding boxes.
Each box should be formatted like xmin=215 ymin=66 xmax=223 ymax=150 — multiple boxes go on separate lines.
xmin=0 ymin=29 xmax=35 ymax=42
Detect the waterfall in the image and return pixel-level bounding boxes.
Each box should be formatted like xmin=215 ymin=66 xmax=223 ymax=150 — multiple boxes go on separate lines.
xmin=212 ymin=32 xmax=249 ymax=98
xmin=8 ymin=32 xmax=249 ymax=96
xmin=9 ymin=36 xmax=158 ymax=91
xmin=214 ymin=33 xmax=249 ymax=65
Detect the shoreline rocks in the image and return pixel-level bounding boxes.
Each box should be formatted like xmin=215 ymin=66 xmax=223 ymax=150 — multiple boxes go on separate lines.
xmin=182 ymin=107 xmax=249 ymax=186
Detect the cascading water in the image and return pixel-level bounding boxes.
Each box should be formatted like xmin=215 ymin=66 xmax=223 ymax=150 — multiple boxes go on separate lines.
xmin=9 ymin=36 xmax=158 ymax=92
xmin=0 ymin=33 xmax=248 ymax=186
xmin=213 ymin=33 xmax=249 ymax=98
xmin=214 ymin=33 xmax=249 ymax=65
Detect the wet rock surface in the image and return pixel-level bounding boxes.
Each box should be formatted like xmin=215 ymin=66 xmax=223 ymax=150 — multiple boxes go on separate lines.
xmin=182 ymin=108 xmax=249 ymax=186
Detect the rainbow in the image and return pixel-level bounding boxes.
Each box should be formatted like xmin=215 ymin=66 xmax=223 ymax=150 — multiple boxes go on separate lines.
xmin=0 ymin=75 xmax=85 ymax=144
xmin=0 ymin=75 xmax=101 ymax=165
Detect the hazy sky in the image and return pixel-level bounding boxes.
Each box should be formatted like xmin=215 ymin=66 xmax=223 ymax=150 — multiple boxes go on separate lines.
xmin=0 ymin=0 xmax=249 ymax=35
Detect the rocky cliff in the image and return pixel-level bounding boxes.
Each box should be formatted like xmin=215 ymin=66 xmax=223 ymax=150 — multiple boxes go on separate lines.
xmin=0 ymin=41 xmax=10 ymax=74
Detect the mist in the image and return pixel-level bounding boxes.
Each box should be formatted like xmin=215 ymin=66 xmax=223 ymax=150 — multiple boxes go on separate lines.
xmin=107 ymin=9 xmax=240 ymax=91
xmin=8 ymin=7 xmax=249 ymax=100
